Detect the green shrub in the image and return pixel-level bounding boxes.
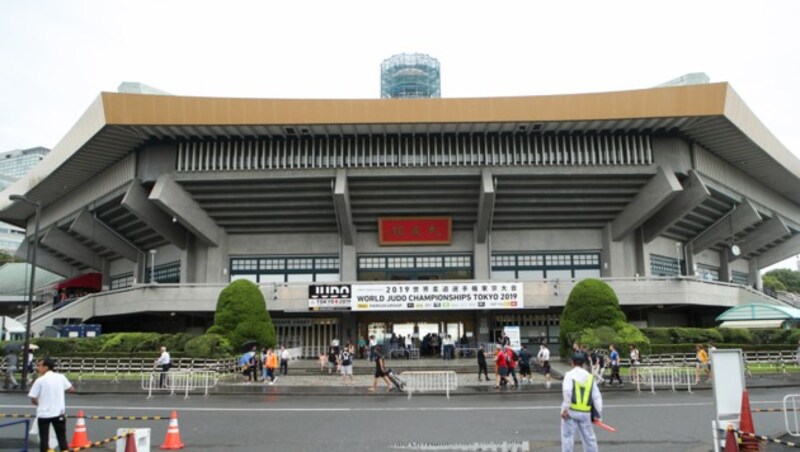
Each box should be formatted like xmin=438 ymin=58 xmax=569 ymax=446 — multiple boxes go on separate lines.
xmin=669 ymin=328 xmax=723 ymax=344
xmin=650 ymin=343 xmax=796 ymax=354
xmin=717 ymin=328 xmax=753 ymax=344
xmin=578 ymin=324 xmax=651 ymax=355
xmin=559 ymin=279 xmax=627 ymax=356
xmin=641 ymin=328 xmax=672 ymax=344
xmin=99 ymin=333 xmax=162 ymax=353
xmin=184 ymin=334 xmax=233 ymax=358
xmin=210 ymin=279 xmax=276 ymax=351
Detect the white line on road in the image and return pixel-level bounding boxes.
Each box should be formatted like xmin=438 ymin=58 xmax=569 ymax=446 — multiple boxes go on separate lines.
xmin=0 ymin=401 xmax=718 ymax=413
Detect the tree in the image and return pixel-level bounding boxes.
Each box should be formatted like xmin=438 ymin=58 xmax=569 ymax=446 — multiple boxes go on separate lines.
xmin=762 ymin=274 xmax=787 ymax=292
xmin=207 ymin=279 xmax=276 ymax=351
xmin=558 ymin=278 xmax=628 ymax=357
xmin=763 ymin=269 xmax=800 ymax=293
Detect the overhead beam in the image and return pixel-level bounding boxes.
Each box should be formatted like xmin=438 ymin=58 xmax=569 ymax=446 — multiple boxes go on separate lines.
xmin=729 ymin=214 xmax=791 ymax=262
xmin=755 ymin=233 xmax=800 ymax=269
xmin=642 ymin=170 xmax=710 ymax=243
xmin=611 ymin=167 xmax=682 ymax=241
xmin=69 ymin=209 xmax=140 ymax=262
xmin=333 ymin=170 xmax=356 ymax=245
xmin=15 ymin=240 xmax=79 ymax=278
xmin=691 ymin=199 xmax=762 ymax=253
xmin=121 ymin=182 xmax=187 ymax=250
xmin=40 ymin=227 xmax=102 ymax=271
xmin=149 ymin=174 xmax=221 ymax=246
xmin=475 ymin=169 xmax=496 ymax=244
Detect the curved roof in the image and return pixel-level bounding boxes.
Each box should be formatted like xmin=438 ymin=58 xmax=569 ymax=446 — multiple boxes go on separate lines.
xmin=716 ymin=303 xmax=800 ymax=321
xmin=1 ymin=82 xmax=800 ymax=223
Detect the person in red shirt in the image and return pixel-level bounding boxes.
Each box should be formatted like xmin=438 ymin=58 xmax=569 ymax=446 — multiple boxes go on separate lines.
xmin=505 ymin=345 xmax=519 ymax=387
xmin=494 ymin=347 xmax=514 ymax=389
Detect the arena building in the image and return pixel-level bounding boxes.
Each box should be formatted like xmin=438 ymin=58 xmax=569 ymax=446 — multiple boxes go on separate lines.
xmin=2 ymin=82 xmax=799 ymax=352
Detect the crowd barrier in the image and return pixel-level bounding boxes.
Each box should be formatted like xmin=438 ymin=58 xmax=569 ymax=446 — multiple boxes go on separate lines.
xmin=142 ymin=370 xmax=218 ymax=399
xmin=785 ymin=394 xmax=800 ymax=438
xmin=633 ymin=366 xmax=694 ymax=393
xmin=400 ymin=370 xmax=458 ymax=399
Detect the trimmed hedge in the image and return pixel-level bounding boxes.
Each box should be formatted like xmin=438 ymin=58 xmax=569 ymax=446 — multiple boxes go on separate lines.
xmin=184 ymin=334 xmax=233 ymax=358
xmin=650 ymin=343 xmax=797 ymax=354
xmin=643 ymin=327 xmax=800 ymax=346
xmin=0 ymin=332 xmax=213 ymax=358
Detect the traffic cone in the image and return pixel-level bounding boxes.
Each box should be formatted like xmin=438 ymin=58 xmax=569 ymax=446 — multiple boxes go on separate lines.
xmin=160 ymin=410 xmax=185 ymax=450
xmin=724 ymin=424 xmax=739 ymax=452
xmin=69 ymin=409 xmax=92 ymax=448
xmin=125 ymin=430 xmax=138 ymax=452
xmin=739 ymin=390 xmax=762 ymax=451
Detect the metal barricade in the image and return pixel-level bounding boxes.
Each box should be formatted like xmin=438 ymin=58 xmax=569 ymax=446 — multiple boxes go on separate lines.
xmin=635 ymin=366 xmax=693 ymax=393
xmin=400 ymin=371 xmax=458 ymax=400
xmin=784 ymin=394 xmax=800 ymax=437
xmin=142 ymin=370 xmax=218 ymax=399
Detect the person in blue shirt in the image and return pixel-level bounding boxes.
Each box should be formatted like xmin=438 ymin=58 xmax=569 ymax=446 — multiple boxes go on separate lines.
xmin=607 ymin=344 xmax=623 ymax=387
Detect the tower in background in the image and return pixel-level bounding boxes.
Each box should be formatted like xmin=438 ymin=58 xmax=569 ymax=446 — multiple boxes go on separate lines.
xmin=381 ymin=53 xmax=441 ymax=99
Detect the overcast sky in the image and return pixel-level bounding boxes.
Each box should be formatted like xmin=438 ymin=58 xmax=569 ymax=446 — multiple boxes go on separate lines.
xmin=1 ymin=1 xmax=798 ymax=272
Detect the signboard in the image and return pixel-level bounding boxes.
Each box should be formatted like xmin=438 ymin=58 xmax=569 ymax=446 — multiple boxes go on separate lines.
xmin=307 ymin=284 xmax=352 ymax=311
xmin=351 ymin=282 xmax=523 ymax=311
xmin=504 ymin=326 xmax=521 ymax=350
xmin=710 ymin=349 xmax=745 ymax=452
xmin=378 ymin=217 xmax=452 ymax=245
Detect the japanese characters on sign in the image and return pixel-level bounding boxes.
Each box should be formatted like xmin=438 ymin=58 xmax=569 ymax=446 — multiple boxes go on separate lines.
xmin=351 ymin=282 xmax=524 ymax=311
xmin=378 ymin=217 xmax=452 ymax=245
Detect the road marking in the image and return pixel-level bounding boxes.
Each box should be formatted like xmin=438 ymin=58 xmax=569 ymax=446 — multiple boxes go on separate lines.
xmin=0 ymin=401 xmax=716 ymax=413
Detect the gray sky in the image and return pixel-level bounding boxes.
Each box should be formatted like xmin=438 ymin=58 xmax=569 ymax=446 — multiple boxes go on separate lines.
xmin=1 ymin=0 xmax=799 ymax=271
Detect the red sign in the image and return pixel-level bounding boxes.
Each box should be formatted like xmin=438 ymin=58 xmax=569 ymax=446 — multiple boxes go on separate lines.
xmin=378 ymin=217 xmax=452 ymax=245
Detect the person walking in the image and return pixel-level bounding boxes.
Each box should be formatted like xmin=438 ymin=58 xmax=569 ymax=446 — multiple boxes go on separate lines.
xmin=506 ymin=345 xmax=519 ymax=387
xmin=265 ymin=348 xmax=278 ymax=385
xmin=339 ymin=344 xmax=354 ymax=385
xmin=494 ymin=346 xmax=513 ymax=389
xmin=561 ymin=353 xmax=602 ymax=452
xmin=695 ymin=344 xmax=709 ymax=384
xmin=155 ymin=346 xmax=171 ymax=388
xmin=4 ymin=351 xmax=19 ymax=390
xmin=607 ymin=344 xmax=622 ymax=387
xmin=518 ymin=345 xmax=533 ymax=384
xmin=477 ymin=345 xmax=490 ymax=381
xmin=28 ymin=357 xmax=75 ymax=452
xmin=369 ymin=345 xmax=393 ymax=392
xmin=538 ymin=344 xmax=552 ymax=385
xmin=628 ymin=344 xmax=641 ymax=384
xmin=279 ymin=346 xmax=290 ymax=375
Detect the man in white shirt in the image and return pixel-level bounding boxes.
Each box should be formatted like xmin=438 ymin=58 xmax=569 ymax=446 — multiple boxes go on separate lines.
xmin=538 ymin=344 xmax=551 ymax=384
xmin=561 ymin=353 xmax=602 ymax=452
xmin=280 ymin=346 xmax=290 ymax=375
xmin=155 ymin=346 xmax=171 ymax=388
xmin=28 ymin=357 xmax=74 ymax=452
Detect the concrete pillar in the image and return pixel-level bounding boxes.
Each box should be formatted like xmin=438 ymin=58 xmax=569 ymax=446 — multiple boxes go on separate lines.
xmin=718 ymin=252 xmax=731 ymax=282
xmin=204 ymin=231 xmax=229 ymax=283
xmin=340 ymin=313 xmax=357 ymax=344
xmin=180 ymin=235 xmax=197 ymax=284
xmin=341 ymin=244 xmax=357 ymax=281
xmin=749 ymin=258 xmax=762 ymax=290
xmin=474 ymin=232 xmax=490 ymax=280
xmin=685 ymin=243 xmax=696 ymax=277
xmin=101 ymin=258 xmax=111 ymax=290
xmin=133 ymin=255 xmax=145 ymax=284
xmin=634 ymin=228 xmax=647 ymax=277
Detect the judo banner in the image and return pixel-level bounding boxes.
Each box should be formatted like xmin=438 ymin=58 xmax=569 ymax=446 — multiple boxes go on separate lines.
xmin=351 ymin=282 xmax=523 ymax=311
xmin=308 ymin=284 xmax=352 ymax=311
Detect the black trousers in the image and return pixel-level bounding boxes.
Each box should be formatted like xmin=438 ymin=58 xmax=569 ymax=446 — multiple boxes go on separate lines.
xmin=37 ymin=415 xmax=68 ymax=452
xmin=280 ymin=359 xmax=288 ymax=375
xmin=478 ymin=363 xmax=489 ymax=380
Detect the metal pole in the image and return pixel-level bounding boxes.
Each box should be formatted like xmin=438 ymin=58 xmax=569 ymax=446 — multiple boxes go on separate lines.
xmin=149 ymin=249 xmax=156 ymax=283
xmin=21 ymin=201 xmax=40 ymax=391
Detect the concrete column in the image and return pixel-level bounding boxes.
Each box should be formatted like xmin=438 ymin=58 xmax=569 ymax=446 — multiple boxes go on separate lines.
xmin=341 ymin=244 xmax=357 ymax=281
xmin=101 ymin=258 xmax=111 ymax=290
xmin=473 ymin=227 xmax=490 ymax=280
xmin=340 ymin=313 xmax=357 ymax=344
xmin=634 ymin=228 xmax=647 ymax=277
xmin=475 ymin=169 xmax=496 ymax=244
xmin=204 ymin=231 xmax=229 ymax=283
xmin=719 ymin=252 xmax=731 ymax=282
xmin=133 ymin=255 xmax=145 ymax=284
xmin=685 ymin=243 xmax=696 ymax=277
xmin=180 ymin=235 xmax=197 ymax=283
xmin=749 ymin=258 xmax=762 ymax=290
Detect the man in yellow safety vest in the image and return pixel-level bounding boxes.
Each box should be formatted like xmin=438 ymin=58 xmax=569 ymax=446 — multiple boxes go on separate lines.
xmin=561 ymin=353 xmax=603 ymax=452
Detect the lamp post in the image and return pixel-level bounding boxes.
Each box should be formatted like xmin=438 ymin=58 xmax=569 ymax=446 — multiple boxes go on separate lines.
xmin=149 ymin=249 xmax=157 ymax=283
xmin=9 ymin=194 xmax=41 ymax=391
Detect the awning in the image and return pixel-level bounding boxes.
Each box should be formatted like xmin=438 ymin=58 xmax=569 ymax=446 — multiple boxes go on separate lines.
xmin=55 ymin=272 xmax=102 ymax=291
xmin=719 ymin=320 xmax=786 ymax=329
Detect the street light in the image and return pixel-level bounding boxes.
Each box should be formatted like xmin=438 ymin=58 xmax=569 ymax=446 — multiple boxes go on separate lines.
xmin=149 ymin=249 xmax=157 ymax=283
xmin=9 ymin=194 xmax=41 ymax=391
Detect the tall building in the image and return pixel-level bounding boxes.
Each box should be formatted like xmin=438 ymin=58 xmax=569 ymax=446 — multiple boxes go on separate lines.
xmin=381 ymin=53 xmax=441 ymax=99
xmin=0 ymin=147 xmax=50 ymax=254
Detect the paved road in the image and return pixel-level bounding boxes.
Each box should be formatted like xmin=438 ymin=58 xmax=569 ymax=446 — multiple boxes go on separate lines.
xmin=0 ymin=387 xmax=795 ymax=451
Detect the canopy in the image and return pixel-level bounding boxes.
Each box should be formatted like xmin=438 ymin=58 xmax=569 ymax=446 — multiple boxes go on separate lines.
xmin=719 ymin=320 xmax=786 ymax=329
xmin=715 ymin=303 xmax=800 ymax=322
xmin=55 ymin=272 xmax=102 ymax=291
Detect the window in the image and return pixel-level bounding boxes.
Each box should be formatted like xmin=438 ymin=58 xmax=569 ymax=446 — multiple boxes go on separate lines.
xmin=111 ymin=273 xmax=134 ymax=290
xmin=650 ymin=254 xmax=683 ymax=277
xmin=357 ymin=254 xmax=473 ymax=281
xmin=146 ymin=261 xmax=181 ymax=283
xmin=731 ymin=271 xmax=749 ymax=286
xmin=230 ymin=256 xmax=339 ymax=283
xmin=491 ymin=252 xmax=601 ymax=280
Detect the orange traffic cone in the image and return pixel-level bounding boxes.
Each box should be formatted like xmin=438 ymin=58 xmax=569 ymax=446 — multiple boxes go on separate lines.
xmin=125 ymin=430 xmax=138 ymax=452
xmin=739 ymin=390 xmax=762 ymax=451
xmin=69 ymin=409 xmax=92 ymax=448
xmin=724 ymin=424 xmax=739 ymax=452
xmin=160 ymin=410 xmax=185 ymax=450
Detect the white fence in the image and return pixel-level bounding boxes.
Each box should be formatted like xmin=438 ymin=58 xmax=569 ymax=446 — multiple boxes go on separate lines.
xmin=400 ymin=371 xmax=458 ymax=399
xmin=634 ymin=366 xmax=694 ymax=393
xmin=142 ymin=370 xmax=218 ymax=399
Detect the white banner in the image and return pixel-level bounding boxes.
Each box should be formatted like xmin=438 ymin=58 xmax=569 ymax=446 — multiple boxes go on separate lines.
xmin=351 ymin=282 xmax=523 ymax=311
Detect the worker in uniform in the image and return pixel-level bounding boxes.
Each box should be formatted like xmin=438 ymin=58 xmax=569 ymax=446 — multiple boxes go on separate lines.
xmin=561 ymin=353 xmax=603 ymax=452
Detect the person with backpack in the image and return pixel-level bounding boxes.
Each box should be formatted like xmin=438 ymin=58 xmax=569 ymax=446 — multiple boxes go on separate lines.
xmin=607 ymin=344 xmax=622 ymax=387
xmin=518 ymin=345 xmax=533 ymax=384
xmin=339 ymin=344 xmax=354 ymax=385
xmin=505 ymin=345 xmax=519 ymax=387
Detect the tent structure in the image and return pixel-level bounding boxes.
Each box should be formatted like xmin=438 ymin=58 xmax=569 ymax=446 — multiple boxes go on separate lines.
xmin=716 ymin=303 xmax=800 ymax=329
